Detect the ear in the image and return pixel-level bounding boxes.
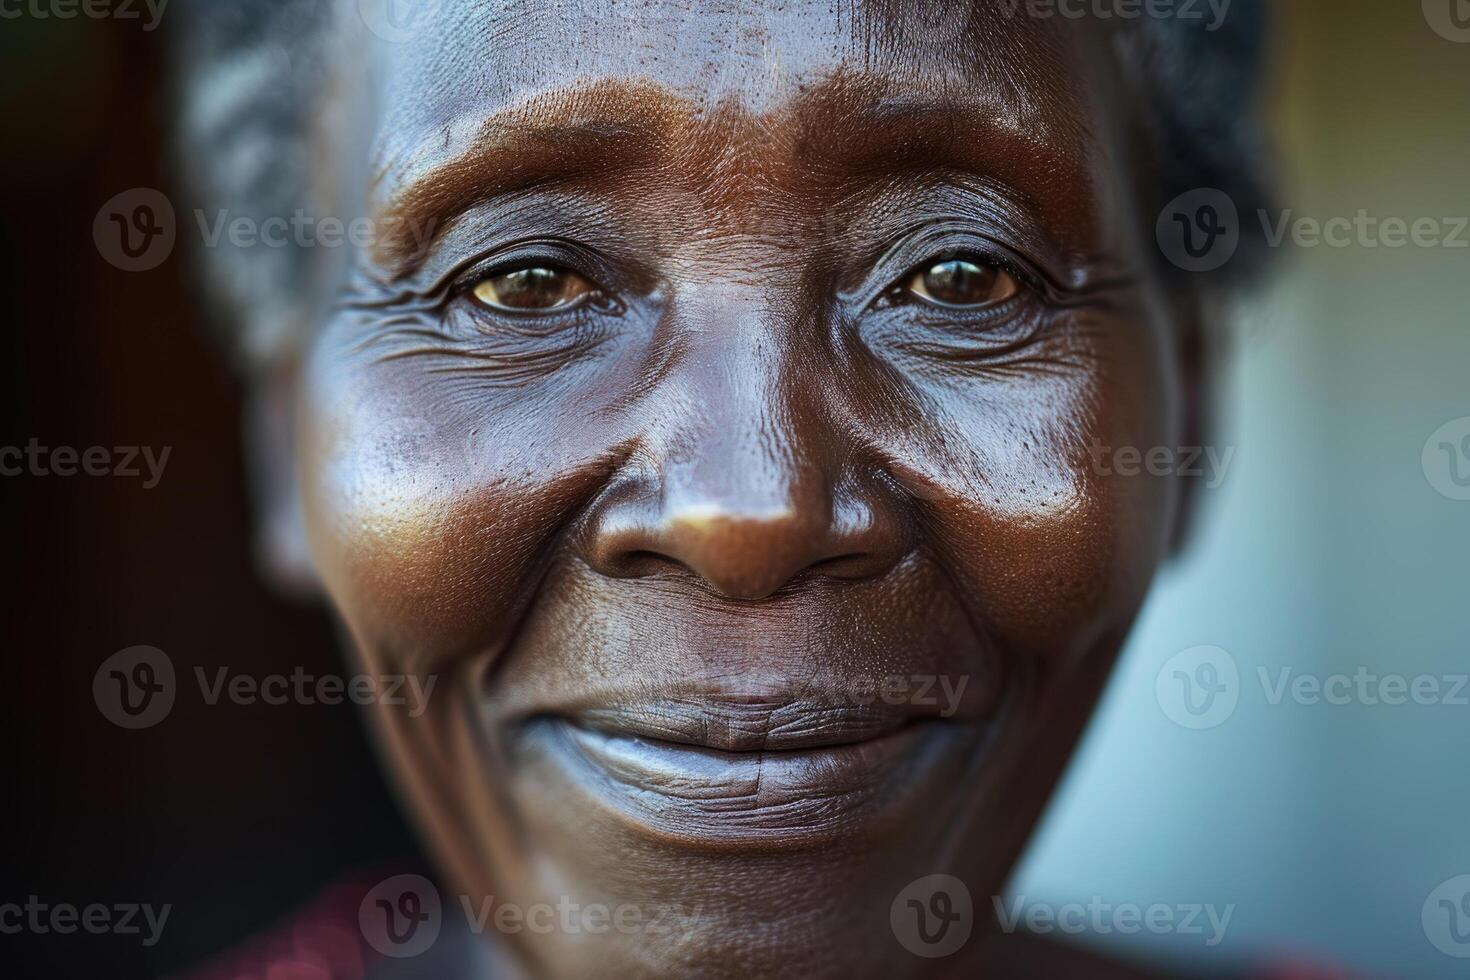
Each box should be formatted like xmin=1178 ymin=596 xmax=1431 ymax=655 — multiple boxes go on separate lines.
xmin=1169 ymin=297 xmax=1222 ymax=560
xmin=244 ymin=356 xmax=322 ymax=598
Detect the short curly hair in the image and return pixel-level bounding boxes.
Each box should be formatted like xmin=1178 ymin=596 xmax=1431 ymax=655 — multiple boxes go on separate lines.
xmin=172 ymin=0 xmax=1273 ymax=371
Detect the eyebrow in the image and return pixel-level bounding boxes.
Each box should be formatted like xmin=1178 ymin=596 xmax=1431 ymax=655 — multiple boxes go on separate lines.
xmin=371 ymin=75 xmax=1097 ymax=275
xmin=370 ymin=82 xmax=684 ymax=269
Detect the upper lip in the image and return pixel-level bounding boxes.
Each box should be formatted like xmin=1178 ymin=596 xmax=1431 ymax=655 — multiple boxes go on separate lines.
xmin=558 ymin=696 xmax=935 ymax=752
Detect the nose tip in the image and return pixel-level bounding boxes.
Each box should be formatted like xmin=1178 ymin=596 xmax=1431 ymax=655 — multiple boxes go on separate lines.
xmin=582 ymin=483 xmax=907 ymax=600
xmin=663 ymin=501 xmax=821 ymax=600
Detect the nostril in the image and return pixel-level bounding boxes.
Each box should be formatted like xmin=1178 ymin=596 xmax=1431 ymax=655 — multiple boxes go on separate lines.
xmin=807 ymin=552 xmax=874 ymax=576
xmin=618 ymin=549 xmax=686 ymax=579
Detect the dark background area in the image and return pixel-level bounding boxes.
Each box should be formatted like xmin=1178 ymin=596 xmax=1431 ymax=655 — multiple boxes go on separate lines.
xmin=2 ymin=13 xmax=420 ymax=978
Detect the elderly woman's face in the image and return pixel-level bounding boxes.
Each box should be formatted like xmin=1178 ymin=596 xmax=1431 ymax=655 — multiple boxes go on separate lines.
xmin=298 ymin=0 xmax=1184 ymax=974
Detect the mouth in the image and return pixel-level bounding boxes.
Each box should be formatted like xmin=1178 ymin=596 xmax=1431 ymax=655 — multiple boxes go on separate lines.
xmin=511 ymin=698 xmax=990 ymax=850
xmin=489 ymin=560 xmax=1006 ymax=850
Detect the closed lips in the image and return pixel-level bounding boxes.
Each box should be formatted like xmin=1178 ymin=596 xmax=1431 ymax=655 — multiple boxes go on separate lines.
xmin=566 ymin=698 xmax=932 ymax=752
xmin=508 ymin=693 xmax=995 ymax=849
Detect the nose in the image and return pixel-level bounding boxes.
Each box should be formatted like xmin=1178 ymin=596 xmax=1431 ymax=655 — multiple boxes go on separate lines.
xmin=580 ymin=309 xmax=908 ymax=600
xmin=584 ymin=466 xmax=908 ymax=600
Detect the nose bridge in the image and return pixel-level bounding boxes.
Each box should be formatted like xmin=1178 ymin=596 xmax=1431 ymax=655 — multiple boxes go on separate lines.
xmin=661 ymin=303 xmax=824 ymax=524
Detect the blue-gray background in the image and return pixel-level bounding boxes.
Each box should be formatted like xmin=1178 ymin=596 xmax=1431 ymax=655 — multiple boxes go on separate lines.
xmin=1013 ymin=4 xmax=1470 ymax=976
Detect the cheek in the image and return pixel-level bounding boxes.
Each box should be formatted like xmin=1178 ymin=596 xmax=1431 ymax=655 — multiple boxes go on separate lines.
xmin=881 ymin=313 xmax=1179 ymax=663
xmin=295 ymin=317 xmax=628 ymax=664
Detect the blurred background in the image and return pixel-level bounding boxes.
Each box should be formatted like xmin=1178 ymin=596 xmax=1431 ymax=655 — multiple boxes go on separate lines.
xmin=1 ymin=1 xmax=1465 ymax=977
xmin=1016 ymin=3 xmax=1470 ymax=978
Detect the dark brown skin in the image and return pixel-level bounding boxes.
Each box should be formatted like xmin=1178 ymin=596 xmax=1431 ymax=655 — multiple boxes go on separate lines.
xmin=281 ymin=2 xmax=1197 ymax=976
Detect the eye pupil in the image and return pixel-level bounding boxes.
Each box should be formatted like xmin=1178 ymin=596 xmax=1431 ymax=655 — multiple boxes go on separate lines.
xmin=922 ymin=259 xmax=998 ymax=306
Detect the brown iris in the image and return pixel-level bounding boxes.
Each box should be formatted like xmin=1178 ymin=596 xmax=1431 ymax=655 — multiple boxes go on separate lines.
xmin=471 ymin=266 xmax=599 ymax=312
xmin=903 ymin=258 xmax=1018 ymax=309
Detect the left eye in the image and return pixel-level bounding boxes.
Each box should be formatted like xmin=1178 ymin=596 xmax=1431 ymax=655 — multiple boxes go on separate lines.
xmin=470 ymin=265 xmax=601 ymax=312
xmin=898 ymin=258 xmax=1019 ymax=309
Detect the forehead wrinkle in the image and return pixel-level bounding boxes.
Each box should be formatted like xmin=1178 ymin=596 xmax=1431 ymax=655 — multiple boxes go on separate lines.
xmin=378 ymin=56 xmax=1079 ymax=201
xmin=370 ymin=49 xmax=1104 ymax=272
xmin=374 ymin=0 xmax=1086 ymax=129
xmin=366 ymin=0 xmax=1100 ymax=209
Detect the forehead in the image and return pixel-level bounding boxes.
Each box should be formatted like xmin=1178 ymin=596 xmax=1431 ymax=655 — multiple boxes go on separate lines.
xmin=368 ymin=0 xmax=1099 ymax=180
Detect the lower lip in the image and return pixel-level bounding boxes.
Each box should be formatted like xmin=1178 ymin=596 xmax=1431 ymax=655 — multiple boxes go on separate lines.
xmin=516 ymin=716 xmax=965 ymax=849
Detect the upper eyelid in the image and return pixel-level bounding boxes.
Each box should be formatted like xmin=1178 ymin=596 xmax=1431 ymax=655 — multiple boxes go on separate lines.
xmin=902 ymin=250 xmax=1035 ymax=292
xmin=888 ymin=227 xmax=1045 ymax=283
xmin=444 ymin=240 xmax=609 ymax=296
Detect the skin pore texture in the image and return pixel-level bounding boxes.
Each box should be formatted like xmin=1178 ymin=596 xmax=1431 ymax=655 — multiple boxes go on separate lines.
xmin=292 ymin=2 xmax=1196 ymax=976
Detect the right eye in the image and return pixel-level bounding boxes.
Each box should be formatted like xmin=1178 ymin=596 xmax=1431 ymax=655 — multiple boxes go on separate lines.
xmin=896 ymin=257 xmax=1019 ymax=310
xmin=470 ymin=265 xmax=604 ymax=313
